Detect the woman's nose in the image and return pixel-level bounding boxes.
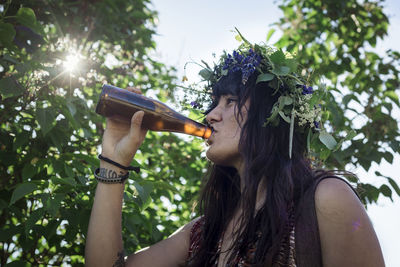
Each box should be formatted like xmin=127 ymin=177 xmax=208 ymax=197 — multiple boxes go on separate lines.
xmin=206 ymin=106 xmax=222 ymax=125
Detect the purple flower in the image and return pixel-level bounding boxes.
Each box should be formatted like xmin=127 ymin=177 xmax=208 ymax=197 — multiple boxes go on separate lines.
xmin=301 ymin=85 xmax=313 ymax=95
xmin=221 ymin=48 xmax=262 ymax=84
xmin=190 ymin=101 xmax=200 ymax=108
xmin=314 ymin=121 xmax=320 ymax=129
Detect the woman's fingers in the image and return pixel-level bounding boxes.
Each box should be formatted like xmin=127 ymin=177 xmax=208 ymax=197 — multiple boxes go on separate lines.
xmin=128 ymin=110 xmax=147 ymax=148
xmin=126 ymin=86 xmax=142 ymax=95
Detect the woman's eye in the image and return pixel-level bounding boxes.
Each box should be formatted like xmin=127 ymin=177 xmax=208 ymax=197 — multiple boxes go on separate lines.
xmin=226 ymin=98 xmax=237 ymax=105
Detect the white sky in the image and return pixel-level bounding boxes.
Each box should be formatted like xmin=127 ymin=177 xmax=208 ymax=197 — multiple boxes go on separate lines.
xmin=151 ymin=0 xmax=400 ymax=266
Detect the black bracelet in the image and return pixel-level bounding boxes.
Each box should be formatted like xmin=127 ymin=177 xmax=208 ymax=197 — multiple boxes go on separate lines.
xmin=94 ymin=168 xmax=129 ymax=184
xmin=98 ymin=154 xmax=140 ymax=173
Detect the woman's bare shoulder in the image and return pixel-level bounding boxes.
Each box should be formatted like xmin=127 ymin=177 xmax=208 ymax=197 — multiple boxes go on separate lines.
xmin=314 ymin=178 xmax=385 ymax=267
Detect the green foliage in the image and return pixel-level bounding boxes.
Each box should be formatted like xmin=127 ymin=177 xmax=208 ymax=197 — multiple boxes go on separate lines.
xmin=273 ymin=0 xmax=400 ymax=204
xmin=0 ymin=0 xmax=204 ymax=265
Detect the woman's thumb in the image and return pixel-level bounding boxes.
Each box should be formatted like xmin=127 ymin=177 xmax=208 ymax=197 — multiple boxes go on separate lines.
xmin=130 ymin=111 xmax=145 ymax=137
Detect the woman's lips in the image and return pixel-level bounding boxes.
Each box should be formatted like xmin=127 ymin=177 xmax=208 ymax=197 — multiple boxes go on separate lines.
xmin=206 ymin=130 xmax=216 ymax=145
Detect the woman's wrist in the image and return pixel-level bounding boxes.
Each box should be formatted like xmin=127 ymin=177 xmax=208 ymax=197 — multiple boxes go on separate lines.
xmin=98 ymin=161 xmax=129 ymax=182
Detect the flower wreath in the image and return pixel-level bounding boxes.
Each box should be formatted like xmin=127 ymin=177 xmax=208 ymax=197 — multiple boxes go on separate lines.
xmin=182 ymin=29 xmax=342 ymax=160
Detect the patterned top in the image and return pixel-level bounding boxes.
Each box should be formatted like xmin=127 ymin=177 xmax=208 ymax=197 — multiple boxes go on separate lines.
xmin=187 ymin=216 xmax=297 ymax=267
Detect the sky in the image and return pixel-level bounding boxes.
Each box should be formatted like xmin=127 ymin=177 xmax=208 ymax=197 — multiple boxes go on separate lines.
xmin=150 ymin=0 xmax=400 ymax=266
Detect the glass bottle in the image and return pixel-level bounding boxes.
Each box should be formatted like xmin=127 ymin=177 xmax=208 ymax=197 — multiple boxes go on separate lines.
xmin=95 ymin=84 xmax=212 ymax=139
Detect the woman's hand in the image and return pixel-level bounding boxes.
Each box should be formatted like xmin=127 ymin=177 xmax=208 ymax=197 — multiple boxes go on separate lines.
xmin=100 ymin=87 xmax=148 ymax=166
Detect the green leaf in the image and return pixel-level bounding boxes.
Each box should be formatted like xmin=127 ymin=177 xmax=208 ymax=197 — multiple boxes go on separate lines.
xmin=266 ymin=28 xmax=276 ymax=42
xmin=345 ymin=130 xmax=357 ymax=140
xmin=0 ymin=228 xmax=13 ymax=242
xmin=382 ymin=152 xmax=394 ymax=164
xmin=66 ymin=99 xmax=77 ymax=116
xmin=16 ymin=7 xmax=37 ymax=29
xmin=64 ymin=164 xmax=75 ymax=177
xmin=198 ymin=68 xmax=213 ymax=80
xmin=36 ymin=107 xmax=56 ymax=136
xmin=46 ymin=193 xmax=65 ymax=217
xmin=13 ymin=131 xmax=31 ymax=151
xmin=278 ymin=96 xmax=293 ymax=111
xmin=379 ymin=184 xmax=392 ymax=201
xmin=282 ymin=96 xmax=293 ymax=106
xmin=279 ymin=111 xmax=291 ymax=123
xmin=384 ymin=91 xmax=399 ymax=105
xmin=285 ymin=58 xmax=298 ymax=72
xmin=4 ymin=261 xmax=32 ymax=267
xmin=319 ymin=148 xmax=331 ymax=160
xmin=234 ymin=27 xmax=251 ymax=45
xmin=51 ymin=176 xmax=77 ymax=187
xmin=235 ymin=34 xmax=242 ymax=42
xmin=256 ymin=73 xmax=274 ymax=84
xmin=22 ymin=164 xmax=36 ymax=181
xmin=71 ymin=153 xmax=99 ymax=166
xmin=375 ymin=171 xmax=400 ymax=197
xmin=387 ymin=178 xmax=400 ymax=197
xmin=0 ymin=77 xmax=25 ymax=99
xmin=132 ymin=181 xmax=153 ymax=211
xmin=25 ymin=208 xmax=45 ymax=236
xmin=0 ymin=22 xmax=16 ymax=46
xmin=319 ymin=132 xmax=337 ymax=150
xmin=271 ymin=65 xmax=290 ymax=76
xmin=2 ymin=54 xmax=18 ymax=64
xmin=10 ymin=183 xmax=38 ymax=205
xmin=270 ymin=49 xmax=286 ymax=65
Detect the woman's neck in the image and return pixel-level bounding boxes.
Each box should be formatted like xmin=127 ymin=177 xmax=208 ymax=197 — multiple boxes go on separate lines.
xmin=237 ymin=164 xmax=267 ymax=212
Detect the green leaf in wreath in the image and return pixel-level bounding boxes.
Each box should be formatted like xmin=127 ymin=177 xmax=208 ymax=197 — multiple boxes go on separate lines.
xmin=271 ymin=65 xmax=290 ymax=76
xmin=269 ymin=49 xmax=286 ymax=65
xmin=256 ymin=73 xmax=274 ymax=84
xmin=279 ymin=111 xmax=291 ymax=123
xmin=285 ymin=58 xmax=298 ymax=72
xmin=198 ymin=68 xmax=213 ymax=80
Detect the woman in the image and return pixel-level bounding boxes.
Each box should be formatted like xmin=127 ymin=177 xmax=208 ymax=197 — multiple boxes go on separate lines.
xmin=85 ymin=42 xmax=385 ymax=266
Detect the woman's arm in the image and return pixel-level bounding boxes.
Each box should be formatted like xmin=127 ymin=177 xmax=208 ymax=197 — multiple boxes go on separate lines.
xmin=86 ymin=166 xmax=197 ymax=267
xmin=125 ymin=218 xmax=200 ymax=267
xmin=315 ymin=178 xmax=385 ymax=267
xmin=85 ymin=162 xmax=127 ymax=267
xmin=85 ymin=87 xmax=195 ymax=266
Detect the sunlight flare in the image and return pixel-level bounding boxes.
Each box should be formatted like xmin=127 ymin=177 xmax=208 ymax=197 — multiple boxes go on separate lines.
xmin=63 ymin=52 xmax=80 ymax=72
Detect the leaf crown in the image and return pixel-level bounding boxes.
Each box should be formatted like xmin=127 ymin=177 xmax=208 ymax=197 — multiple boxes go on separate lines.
xmin=184 ymin=30 xmax=340 ymax=159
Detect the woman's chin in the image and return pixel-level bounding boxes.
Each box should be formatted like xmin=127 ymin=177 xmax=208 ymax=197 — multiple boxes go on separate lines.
xmin=205 ymin=148 xmax=235 ymax=167
xmin=205 ymin=147 xmax=221 ymax=164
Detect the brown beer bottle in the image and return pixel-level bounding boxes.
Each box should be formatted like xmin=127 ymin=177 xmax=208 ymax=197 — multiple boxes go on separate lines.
xmin=95 ymin=84 xmax=212 ymax=139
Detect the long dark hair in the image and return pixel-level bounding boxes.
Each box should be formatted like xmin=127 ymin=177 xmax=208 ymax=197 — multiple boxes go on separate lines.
xmin=187 ymin=71 xmax=347 ymax=267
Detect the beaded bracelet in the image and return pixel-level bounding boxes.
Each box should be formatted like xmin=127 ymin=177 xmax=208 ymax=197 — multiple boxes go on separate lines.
xmin=94 ymin=168 xmax=129 ymax=184
xmin=98 ymin=154 xmax=140 ymax=173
